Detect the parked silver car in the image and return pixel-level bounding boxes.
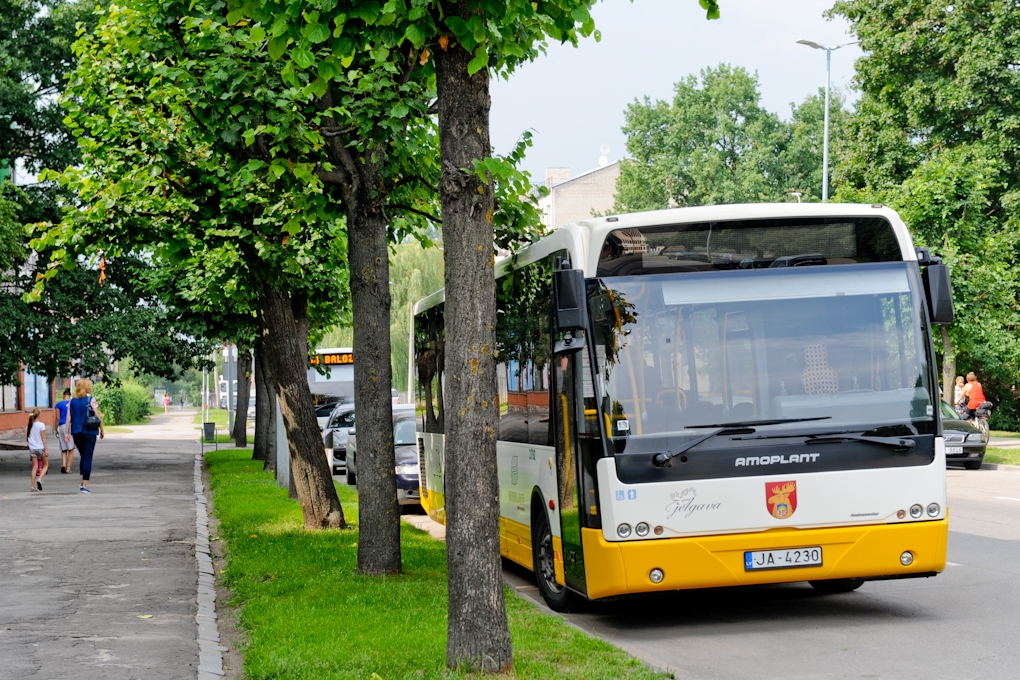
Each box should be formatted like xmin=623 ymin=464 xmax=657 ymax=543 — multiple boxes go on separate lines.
xmin=321 ymin=404 xmax=355 ymax=475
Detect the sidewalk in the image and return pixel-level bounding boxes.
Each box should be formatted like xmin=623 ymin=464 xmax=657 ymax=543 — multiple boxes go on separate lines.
xmin=0 ymin=409 xmax=202 ymax=679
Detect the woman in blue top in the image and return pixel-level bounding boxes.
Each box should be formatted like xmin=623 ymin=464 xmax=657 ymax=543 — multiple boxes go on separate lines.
xmin=68 ymin=378 xmax=105 ymax=494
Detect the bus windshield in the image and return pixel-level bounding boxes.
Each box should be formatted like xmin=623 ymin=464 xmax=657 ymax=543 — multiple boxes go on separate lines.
xmin=589 ymin=262 xmax=935 ymax=441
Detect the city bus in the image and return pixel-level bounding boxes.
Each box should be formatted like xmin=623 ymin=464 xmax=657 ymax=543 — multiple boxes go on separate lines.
xmin=412 ymin=204 xmax=954 ymax=611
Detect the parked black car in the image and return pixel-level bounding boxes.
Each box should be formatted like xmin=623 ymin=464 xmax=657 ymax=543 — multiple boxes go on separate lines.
xmin=346 ymin=406 xmax=420 ymax=506
xmin=941 ymin=401 xmax=986 ymax=469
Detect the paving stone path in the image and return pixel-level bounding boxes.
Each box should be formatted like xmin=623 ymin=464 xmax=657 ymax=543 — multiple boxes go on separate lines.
xmin=0 ymin=409 xmax=205 ymax=679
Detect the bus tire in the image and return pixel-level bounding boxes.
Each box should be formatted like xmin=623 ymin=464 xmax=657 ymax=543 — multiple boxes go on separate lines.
xmin=346 ymin=469 xmax=356 ymax=485
xmin=809 ymin=578 xmax=865 ymax=594
xmin=531 ymin=507 xmax=584 ymax=613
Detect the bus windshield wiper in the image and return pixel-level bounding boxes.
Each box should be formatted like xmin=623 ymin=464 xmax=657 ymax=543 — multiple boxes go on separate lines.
xmin=804 ymin=433 xmax=915 ymax=450
xmin=652 ymin=418 xmax=833 ymax=468
xmin=734 ymin=429 xmax=915 ymax=450
xmin=683 ymin=416 xmax=832 ymax=429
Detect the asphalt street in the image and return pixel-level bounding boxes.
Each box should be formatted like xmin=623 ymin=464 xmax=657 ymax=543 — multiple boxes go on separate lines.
xmin=0 ymin=409 xmax=201 ymax=679
xmin=506 ymin=466 xmax=1020 ymax=680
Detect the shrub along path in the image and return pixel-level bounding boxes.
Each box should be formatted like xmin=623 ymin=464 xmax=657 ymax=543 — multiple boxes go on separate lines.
xmin=206 ymin=448 xmax=663 ymax=679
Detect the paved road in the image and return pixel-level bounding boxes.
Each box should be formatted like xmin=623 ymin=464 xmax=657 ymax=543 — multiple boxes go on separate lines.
xmin=507 ymin=468 xmax=1020 ymax=680
xmin=0 ymin=410 xmax=201 ymax=679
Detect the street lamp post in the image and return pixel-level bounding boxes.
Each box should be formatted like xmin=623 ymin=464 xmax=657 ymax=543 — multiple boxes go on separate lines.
xmin=796 ymin=39 xmax=858 ymax=202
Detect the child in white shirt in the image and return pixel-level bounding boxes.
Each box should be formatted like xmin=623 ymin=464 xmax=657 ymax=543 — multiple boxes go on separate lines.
xmin=26 ymin=407 xmax=49 ymax=491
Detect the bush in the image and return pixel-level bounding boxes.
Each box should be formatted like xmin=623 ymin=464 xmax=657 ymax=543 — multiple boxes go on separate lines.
xmin=93 ymin=381 xmax=154 ymax=426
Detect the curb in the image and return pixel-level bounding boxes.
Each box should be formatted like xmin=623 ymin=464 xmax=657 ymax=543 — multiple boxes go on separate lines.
xmin=981 ymin=462 xmax=1020 ymax=472
xmin=194 ymin=450 xmax=226 ymax=679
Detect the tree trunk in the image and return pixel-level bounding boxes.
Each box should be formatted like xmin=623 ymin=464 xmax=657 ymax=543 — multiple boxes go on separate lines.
xmin=232 ymin=343 xmax=252 ymax=447
xmin=257 ymin=285 xmax=345 ymax=529
xmin=318 ymin=82 xmax=401 ymax=575
xmin=252 ymin=339 xmax=276 ymax=467
xmin=435 ymin=17 xmax=513 ymax=673
xmin=940 ymin=325 xmax=956 ymax=404
xmin=346 ymin=200 xmax=401 ymax=574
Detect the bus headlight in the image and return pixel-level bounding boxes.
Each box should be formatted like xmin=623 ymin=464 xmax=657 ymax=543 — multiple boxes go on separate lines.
xmin=909 ymin=504 xmax=923 ymax=519
xmin=649 ymin=568 xmax=664 ymax=584
xmin=635 ymin=522 xmax=650 ymax=537
xmin=926 ymin=503 xmax=940 ymax=517
xmin=900 ymin=551 xmax=914 ymax=566
xmin=617 ymin=523 xmax=632 ymax=538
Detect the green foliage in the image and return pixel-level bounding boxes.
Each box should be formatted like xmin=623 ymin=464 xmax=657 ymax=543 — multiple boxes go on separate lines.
xmin=831 ymin=0 xmax=1020 ymax=418
xmin=205 ymin=448 xmax=666 ymax=679
xmin=93 ymin=381 xmax=154 ymax=426
xmin=614 ymin=64 xmax=847 ymax=212
xmin=0 ymin=0 xmax=93 ymax=173
xmin=0 ymin=185 xmax=25 ymax=272
xmin=34 ymin=0 xmax=351 ymax=344
xmin=0 ymin=253 xmax=215 ymax=384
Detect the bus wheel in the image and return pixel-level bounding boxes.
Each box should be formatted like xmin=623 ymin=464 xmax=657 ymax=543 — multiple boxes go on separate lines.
xmin=531 ymin=509 xmax=583 ymax=612
xmin=809 ymin=578 xmax=864 ymax=594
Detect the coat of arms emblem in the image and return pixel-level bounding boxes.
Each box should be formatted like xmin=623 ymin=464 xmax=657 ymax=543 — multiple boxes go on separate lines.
xmin=766 ymin=481 xmax=797 ymax=519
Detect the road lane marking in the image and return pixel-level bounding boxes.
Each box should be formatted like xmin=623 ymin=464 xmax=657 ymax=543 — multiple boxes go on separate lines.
xmin=946 ymin=561 xmax=962 ymax=566
xmin=993 ymin=497 xmax=1020 ymax=502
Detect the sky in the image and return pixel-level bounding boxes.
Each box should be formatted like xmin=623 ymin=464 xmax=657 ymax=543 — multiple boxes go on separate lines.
xmin=490 ymin=0 xmax=862 ymax=183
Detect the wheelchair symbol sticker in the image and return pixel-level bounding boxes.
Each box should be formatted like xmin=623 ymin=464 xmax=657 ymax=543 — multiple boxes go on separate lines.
xmin=616 ymin=490 xmax=625 ymax=501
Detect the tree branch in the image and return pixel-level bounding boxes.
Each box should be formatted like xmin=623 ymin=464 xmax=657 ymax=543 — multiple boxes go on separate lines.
xmin=388 ymin=204 xmax=442 ymax=223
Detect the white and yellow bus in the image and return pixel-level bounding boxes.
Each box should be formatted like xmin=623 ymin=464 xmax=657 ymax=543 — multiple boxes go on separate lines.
xmin=413 ymin=204 xmax=953 ymax=611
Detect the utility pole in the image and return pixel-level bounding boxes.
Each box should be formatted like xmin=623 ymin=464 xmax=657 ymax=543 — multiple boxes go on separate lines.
xmin=796 ymin=39 xmax=858 ymax=202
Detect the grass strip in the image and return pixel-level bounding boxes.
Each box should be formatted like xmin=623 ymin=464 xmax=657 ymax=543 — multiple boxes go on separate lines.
xmin=989 ymin=430 xmax=1020 ymax=439
xmin=206 ymin=449 xmax=663 ymax=680
xmin=984 ymin=448 xmax=1020 ymax=466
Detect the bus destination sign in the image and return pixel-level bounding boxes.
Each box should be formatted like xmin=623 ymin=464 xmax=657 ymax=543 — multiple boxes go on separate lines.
xmin=310 ymin=352 xmax=353 ymax=366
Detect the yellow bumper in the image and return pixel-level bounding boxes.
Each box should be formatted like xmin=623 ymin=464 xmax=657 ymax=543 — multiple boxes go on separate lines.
xmin=582 ymin=518 xmax=948 ymax=600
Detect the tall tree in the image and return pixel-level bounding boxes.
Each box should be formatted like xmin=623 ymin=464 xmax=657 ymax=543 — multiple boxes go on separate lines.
xmin=613 ymin=65 xmax=846 ymax=212
xmin=831 ymin=0 xmax=1020 ymax=425
xmin=36 ymin=0 xmax=350 ymax=528
xmin=262 ymin=0 xmax=714 ymax=670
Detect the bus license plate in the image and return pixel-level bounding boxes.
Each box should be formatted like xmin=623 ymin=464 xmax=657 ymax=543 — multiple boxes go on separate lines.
xmin=745 ymin=547 xmax=822 ymax=571
xmin=946 ymin=446 xmax=964 ymax=454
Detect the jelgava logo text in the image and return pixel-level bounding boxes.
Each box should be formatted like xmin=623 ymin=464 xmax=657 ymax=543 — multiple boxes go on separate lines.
xmin=666 ymin=487 xmax=722 ymax=520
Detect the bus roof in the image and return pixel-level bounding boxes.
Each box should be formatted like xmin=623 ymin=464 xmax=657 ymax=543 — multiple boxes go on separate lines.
xmin=412 ymin=203 xmax=917 ymax=315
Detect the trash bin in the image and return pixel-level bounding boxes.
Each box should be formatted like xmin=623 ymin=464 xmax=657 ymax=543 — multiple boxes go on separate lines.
xmin=203 ymin=422 xmax=216 ymax=442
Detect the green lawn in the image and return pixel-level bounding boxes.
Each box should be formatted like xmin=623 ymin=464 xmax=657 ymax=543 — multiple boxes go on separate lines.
xmin=195 ymin=408 xmax=230 ymax=427
xmin=984 ymin=448 xmax=1020 ymax=466
xmin=205 ymin=449 xmax=663 ymax=680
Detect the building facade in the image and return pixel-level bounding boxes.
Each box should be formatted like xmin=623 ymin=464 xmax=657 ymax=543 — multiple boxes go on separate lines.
xmin=0 ymin=369 xmax=61 ymax=436
xmin=537 ymin=162 xmax=621 ymax=231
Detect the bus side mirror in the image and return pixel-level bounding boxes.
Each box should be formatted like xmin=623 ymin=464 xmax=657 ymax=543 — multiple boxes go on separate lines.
xmin=922 ymin=263 xmax=954 ymax=325
xmin=553 ymin=268 xmax=588 ymax=332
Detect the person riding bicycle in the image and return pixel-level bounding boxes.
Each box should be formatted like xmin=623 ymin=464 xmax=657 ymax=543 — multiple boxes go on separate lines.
xmin=962 ymin=372 xmax=987 ymax=420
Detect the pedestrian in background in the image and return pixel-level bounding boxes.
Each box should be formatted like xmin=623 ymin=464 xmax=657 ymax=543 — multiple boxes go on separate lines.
xmin=26 ymin=407 xmax=49 ymax=491
xmin=963 ymin=372 xmax=987 ymax=420
xmin=69 ymin=378 xmax=104 ymax=494
xmin=953 ymin=376 xmax=967 ymax=417
xmin=55 ymin=388 xmax=76 ymax=473
xmin=163 ymin=393 xmax=171 ymax=414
